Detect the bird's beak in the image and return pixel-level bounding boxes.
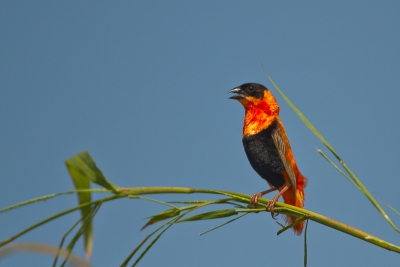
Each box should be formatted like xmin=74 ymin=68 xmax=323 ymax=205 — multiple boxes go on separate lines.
xmin=229 ymin=87 xmax=246 ymax=100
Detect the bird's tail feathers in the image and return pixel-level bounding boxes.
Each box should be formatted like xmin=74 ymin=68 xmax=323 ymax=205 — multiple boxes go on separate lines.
xmin=281 ymin=174 xmax=307 ymax=235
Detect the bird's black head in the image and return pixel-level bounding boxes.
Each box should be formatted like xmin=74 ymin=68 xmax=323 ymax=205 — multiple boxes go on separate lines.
xmin=229 ymin=83 xmax=268 ymax=100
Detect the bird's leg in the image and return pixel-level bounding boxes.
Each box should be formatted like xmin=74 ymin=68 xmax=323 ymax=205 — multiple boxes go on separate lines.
xmin=266 ymin=184 xmax=290 ymax=219
xmin=250 ymin=187 xmax=279 ymax=208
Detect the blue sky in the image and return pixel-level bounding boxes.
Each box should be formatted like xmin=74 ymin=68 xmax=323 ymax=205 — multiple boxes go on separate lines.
xmin=1 ymin=1 xmax=400 ymax=266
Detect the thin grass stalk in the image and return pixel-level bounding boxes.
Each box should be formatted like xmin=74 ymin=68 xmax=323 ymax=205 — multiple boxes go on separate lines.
xmin=53 ymin=216 xmax=83 ymax=267
xmin=0 ymin=189 xmax=112 ymax=214
xmin=60 ymin=202 xmax=102 ymax=267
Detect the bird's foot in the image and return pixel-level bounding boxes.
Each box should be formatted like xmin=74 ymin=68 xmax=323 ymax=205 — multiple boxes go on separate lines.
xmin=250 ymin=193 xmax=262 ymax=208
xmin=266 ymin=199 xmax=279 ymax=219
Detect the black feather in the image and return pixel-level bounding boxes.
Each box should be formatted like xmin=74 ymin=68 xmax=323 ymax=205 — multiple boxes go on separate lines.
xmin=242 ymin=120 xmax=285 ymax=188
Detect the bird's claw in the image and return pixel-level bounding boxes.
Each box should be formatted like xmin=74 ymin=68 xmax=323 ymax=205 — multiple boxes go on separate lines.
xmin=266 ymin=200 xmax=278 ymax=219
xmin=250 ymin=193 xmax=262 ymax=208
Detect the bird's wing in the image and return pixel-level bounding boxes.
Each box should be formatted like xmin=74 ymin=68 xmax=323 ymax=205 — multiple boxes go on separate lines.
xmin=270 ymin=126 xmax=297 ymax=194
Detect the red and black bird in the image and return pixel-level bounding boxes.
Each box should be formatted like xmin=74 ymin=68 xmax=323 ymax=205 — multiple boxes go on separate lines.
xmin=229 ymin=83 xmax=307 ymax=235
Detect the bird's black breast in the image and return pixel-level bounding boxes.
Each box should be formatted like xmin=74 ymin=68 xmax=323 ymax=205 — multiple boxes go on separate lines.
xmin=242 ymin=120 xmax=285 ymax=188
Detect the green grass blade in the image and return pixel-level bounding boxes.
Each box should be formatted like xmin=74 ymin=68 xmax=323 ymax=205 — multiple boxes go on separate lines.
xmin=131 ymin=220 xmax=175 ymax=267
xmin=120 ymin=219 xmax=174 ymax=267
xmin=177 ymin=208 xmax=238 ymax=223
xmin=380 ymin=200 xmax=400 ymax=215
xmin=169 ymin=200 xmax=248 ymax=209
xmin=317 ymin=149 xmax=359 ymax=189
xmin=275 ymin=221 xmax=285 ymax=229
xmin=65 ymin=151 xmax=121 ymax=258
xmin=141 ymin=208 xmax=180 ymax=231
xmin=120 ymin=231 xmax=152 ymax=267
xmin=60 ymin=202 xmax=102 ymax=267
xmin=277 ymin=215 xmax=309 ymax=236
xmin=66 ymin=154 xmax=94 ymax=260
xmin=199 ymin=212 xmax=249 ymax=236
xmin=340 ymin=163 xmax=400 ymax=233
xmin=65 ymin=150 xmax=119 ymax=191
xmin=122 ymin=209 xmax=193 ymax=267
xmin=0 ymin=189 xmax=111 ymax=214
xmin=130 ymin=195 xmax=178 ymax=209
xmin=133 ymin=196 xmax=180 ymax=222
xmin=304 ymin=219 xmax=309 ymax=267
xmin=0 ymin=194 xmax=61 ymax=214
xmin=213 ymin=191 xmax=252 ymax=204
xmin=53 ymin=216 xmax=83 ymax=267
xmin=169 ymin=200 xmax=222 ymax=204
xmin=66 ymin=170 xmax=93 ymax=260
xmin=267 ymin=75 xmax=400 ymax=233
xmin=134 ymin=196 xmax=205 ymax=230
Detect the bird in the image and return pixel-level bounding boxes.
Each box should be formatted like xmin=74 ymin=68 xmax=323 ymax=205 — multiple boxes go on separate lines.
xmin=229 ymin=83 xmax=307 ymax=235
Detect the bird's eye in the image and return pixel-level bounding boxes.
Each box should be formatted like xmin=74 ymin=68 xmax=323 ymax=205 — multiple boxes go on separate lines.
xmin=248 ymin=86 xmax=254 ymax=92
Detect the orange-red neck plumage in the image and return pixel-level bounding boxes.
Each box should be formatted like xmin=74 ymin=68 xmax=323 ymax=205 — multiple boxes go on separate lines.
xmin=240 ymin=90 xmax=280 ymax=137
